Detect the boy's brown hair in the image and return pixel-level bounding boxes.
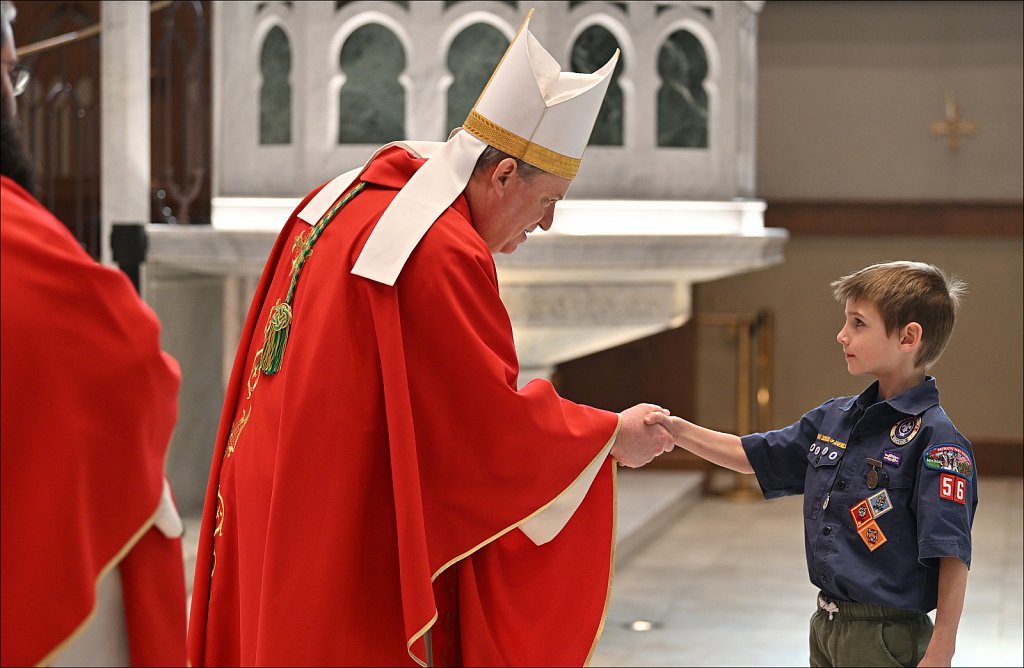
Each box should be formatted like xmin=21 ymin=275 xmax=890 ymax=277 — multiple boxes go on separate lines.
xmin=831 ymin=261 xmax=966 ymax=369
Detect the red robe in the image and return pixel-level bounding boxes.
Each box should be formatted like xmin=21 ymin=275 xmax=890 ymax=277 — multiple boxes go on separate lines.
xmin=187 ymin=148 xmax=619 ymax=666
xmin=0 ymin=176 xmax=186 ymax=667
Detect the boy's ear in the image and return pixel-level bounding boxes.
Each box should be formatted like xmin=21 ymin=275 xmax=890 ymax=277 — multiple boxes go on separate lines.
xmin=900 ymin=322 xmax=923 ymax=350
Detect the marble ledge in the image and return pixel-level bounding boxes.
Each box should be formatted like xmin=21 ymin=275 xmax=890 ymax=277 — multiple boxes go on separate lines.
xmin=143 ymin=225 xmax=789 ymax=284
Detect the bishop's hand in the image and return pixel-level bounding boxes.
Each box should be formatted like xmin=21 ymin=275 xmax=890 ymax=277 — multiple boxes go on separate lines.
xmin=611 ymin=403 xmax=675 ymax=468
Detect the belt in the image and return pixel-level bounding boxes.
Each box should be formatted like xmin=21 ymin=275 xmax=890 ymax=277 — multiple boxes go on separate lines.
xmin=816 ymin=593 xmax=922 ymax=621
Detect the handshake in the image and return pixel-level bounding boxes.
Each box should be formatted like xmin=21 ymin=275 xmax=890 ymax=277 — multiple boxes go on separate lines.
xmin=610 ymin=403 xmax=678 ymax=468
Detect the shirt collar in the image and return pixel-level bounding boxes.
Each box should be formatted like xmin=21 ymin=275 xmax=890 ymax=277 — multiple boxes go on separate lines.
xmin=839 ymin=377 xmax=940 ymax=416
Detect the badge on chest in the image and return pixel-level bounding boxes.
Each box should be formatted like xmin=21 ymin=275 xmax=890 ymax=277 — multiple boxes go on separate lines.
xmin=864 ymin=457 xmax=889 ymax=490
xmin=849 ymin=489 xmax=893 ymax=551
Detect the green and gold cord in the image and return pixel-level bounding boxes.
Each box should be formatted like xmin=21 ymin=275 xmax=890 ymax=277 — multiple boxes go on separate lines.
xmin=257 ymin=181 xmax=367 ymax=375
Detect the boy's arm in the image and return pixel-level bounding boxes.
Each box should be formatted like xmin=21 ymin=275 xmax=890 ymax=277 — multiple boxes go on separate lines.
xmin=918 ymin=556 xmax=969 ymax=667
xmin=644 ymin=414 xmax=753 ymax=474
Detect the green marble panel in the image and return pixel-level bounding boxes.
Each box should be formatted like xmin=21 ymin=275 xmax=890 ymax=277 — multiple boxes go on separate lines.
xmin=256 ymin=1 xmax=293 ymax=13
xmin=447 ymin=23 xmax=509 ymax=133
xmin=657 ymin=29 xmax=709 ymax=148
xmin=338 ymin=23 xmax=406 ymax=144
xmin=336 ymin=1 xmax=408 ymax=10
xmin=445 ymin=0 xmax=516 ymax=8
xmin=260 ymin=26 xmax=291 ymax=145
xmin=569 ymin=1 xmax=628 ymax=12
xmin=571 ymin=25 xmax=623 ymax=146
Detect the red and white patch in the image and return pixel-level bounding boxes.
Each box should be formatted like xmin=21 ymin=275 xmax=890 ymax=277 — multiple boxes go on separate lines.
xmin=939 ymin=472 xmax=967 ymax=505
xmin=849 ymin=499 xmax=872 ymax=529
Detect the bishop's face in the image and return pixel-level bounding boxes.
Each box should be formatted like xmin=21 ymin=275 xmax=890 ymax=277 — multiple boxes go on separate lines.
xmin=470 ymin=160 xmax=571 ymax=254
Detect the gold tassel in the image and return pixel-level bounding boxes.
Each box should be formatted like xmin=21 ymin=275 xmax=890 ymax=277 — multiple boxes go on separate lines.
xmin=258 ymin=301 xmax=293 ymax=374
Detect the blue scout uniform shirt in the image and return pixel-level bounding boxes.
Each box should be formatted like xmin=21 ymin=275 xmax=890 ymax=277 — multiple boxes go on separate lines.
xmin=740 ymin=377 xmax=978 ymax=613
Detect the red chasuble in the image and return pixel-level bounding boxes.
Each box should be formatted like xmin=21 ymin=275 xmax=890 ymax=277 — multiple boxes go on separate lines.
xmin=0 ymin=176 xmax=186 ymax=667
xmin=187 ymin=148 xmax=619 ymax=666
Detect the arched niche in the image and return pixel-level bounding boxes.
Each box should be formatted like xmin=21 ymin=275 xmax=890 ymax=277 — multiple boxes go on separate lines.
xmin=445 ymin=22 xmax=509 ymax=134
xmin=657 ymin=29 xmax=709 ymax=148
xmin=570 ymin=23 xmax=624 ymax=146
xmin=259 ymin=25 xmax=292 ymax=145
xmin=338 ymin=23 xmax=407 ymax=144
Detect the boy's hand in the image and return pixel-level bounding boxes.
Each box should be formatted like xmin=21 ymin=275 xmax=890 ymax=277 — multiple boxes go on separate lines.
xmin=644 ymin=411 xmax=675 ymax=437
xmin=612 ymin=404 xmax=674 ymax=468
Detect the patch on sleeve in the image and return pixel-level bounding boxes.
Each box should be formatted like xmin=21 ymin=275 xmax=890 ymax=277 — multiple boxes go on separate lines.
xmin=857 ymin=520 xmax=887 ymax=551
xmin=924 ymin=444 xmax=974 ymax=479
xmin=938 ymin=472 xmax=968 ymax=505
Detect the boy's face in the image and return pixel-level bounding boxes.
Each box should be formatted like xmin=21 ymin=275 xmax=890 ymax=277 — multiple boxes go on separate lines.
xmin=836 ymin=298 xmax=905 ymax=379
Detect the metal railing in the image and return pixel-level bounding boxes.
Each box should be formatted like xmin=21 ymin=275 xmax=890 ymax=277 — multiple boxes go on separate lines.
xmin=14 ymin=1 xmax=208 ymax=259
xmin=694 ymin=310 xmax=775 ymax=498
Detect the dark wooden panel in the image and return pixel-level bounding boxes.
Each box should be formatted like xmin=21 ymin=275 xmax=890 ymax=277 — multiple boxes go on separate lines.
xmin=767 ymin=201 xmax=1023 ymax=237
xmin=972 ymin=436 xmax=1024 ymax=477
xmin=553 ymin=323 xmax=696 ymax=419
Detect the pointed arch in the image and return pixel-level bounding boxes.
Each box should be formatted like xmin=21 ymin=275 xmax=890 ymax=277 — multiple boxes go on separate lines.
xmin=338 ymin=23 xmax=406 ymax=143
xmin=570 ymin=24 xmax=624 ymax=146
xmin=445 ymin=23 xmax=509 ymax=134
xmin=259 ymin=25 xmax=292 ymax=144
xmin=657 ymin=29 xmax=709 ymax=148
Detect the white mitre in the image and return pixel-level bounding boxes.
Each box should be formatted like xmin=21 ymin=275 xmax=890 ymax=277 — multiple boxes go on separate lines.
xmin=297 ymin=8 xmax=619 ymax=286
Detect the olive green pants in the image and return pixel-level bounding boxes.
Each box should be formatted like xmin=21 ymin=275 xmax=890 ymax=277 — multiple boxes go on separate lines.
xmin=809 ymin=594 xmax=933 ymax=667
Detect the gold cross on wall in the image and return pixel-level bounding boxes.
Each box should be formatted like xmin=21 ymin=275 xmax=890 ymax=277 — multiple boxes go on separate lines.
xmin=929 ymin=91 xmax=977 ymax=151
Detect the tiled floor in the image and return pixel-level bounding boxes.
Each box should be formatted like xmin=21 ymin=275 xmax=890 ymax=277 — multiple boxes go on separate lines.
xmin=594 ymin=475 xmax=1023 ymax=667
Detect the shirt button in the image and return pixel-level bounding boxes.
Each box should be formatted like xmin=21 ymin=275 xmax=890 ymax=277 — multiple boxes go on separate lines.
xmin=819 ymin=573 xmax=827 ymax=584
xmin=837 ymin=480 xmax=847 ymax=490
xmin=823 ymin=526 xmax=832 ymax=535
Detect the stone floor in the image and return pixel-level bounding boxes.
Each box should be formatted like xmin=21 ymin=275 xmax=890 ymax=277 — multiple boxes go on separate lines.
xmin=594 ymin=473 xmax=1023 ymax=667
xmin=182 ymin=471 xmax=1023 ymax=666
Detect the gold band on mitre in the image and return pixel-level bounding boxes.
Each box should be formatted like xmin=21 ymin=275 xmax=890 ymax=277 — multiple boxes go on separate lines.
xmin=463 ymin=110 xmax=581 ymax=180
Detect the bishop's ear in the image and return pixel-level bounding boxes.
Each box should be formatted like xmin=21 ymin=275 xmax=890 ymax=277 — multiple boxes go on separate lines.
xmin=491 ymin=157 xmax=519 ymax=194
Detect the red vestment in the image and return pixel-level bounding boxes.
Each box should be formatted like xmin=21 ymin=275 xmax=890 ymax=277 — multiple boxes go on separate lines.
xmin=187 ymin=148 xmax=619 ymax=666
xmin=0 ymin=176 xmax=186 ymax=667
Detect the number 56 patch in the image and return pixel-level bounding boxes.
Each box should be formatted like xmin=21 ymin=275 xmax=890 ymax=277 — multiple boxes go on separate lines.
xmin=939 ymin=472 xmax=967 ymax=505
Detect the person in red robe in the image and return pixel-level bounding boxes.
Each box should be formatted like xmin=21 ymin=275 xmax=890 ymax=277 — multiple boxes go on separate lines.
xmin=187 ymin=12 xmax=673 ymax=667
xmin=1 ymin=4 xmax=187 ymax=664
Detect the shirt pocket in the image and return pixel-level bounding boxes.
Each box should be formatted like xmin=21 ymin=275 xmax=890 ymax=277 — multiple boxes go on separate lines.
xmin=875 ymin=457 xmax=915 ymax=545
xmin=803 ymin=442 xmax=843 ymax=520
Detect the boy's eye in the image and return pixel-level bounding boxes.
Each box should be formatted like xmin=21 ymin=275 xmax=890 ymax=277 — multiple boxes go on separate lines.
xmin=854 ymin=318 xmax=865 ymax=327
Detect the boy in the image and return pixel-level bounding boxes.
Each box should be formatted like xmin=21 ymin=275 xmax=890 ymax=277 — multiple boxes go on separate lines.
xmin=646 ymin=261 xmax=977 ymax=667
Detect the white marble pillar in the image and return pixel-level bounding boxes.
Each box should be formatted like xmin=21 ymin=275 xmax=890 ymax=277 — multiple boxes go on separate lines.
xmin=100 ymin=1 xmax=149 ymax=265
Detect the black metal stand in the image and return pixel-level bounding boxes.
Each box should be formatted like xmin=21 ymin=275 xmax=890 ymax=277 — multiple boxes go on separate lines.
xmin=110 ymin=223 xmax=149 ymax=293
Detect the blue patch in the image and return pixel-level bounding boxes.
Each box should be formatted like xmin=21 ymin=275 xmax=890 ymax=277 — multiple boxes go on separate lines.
xmin=890 ymin=416 xmax=922 ymax=446
xmin=868 ymin=489 xmax=893 ymax=519
xmin=882 ymin=450 xmax=902 ymax=467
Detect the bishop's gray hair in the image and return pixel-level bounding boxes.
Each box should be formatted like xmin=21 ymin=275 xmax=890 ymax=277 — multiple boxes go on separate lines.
xmin=472 ymin=144 xmax=545 ymax=181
